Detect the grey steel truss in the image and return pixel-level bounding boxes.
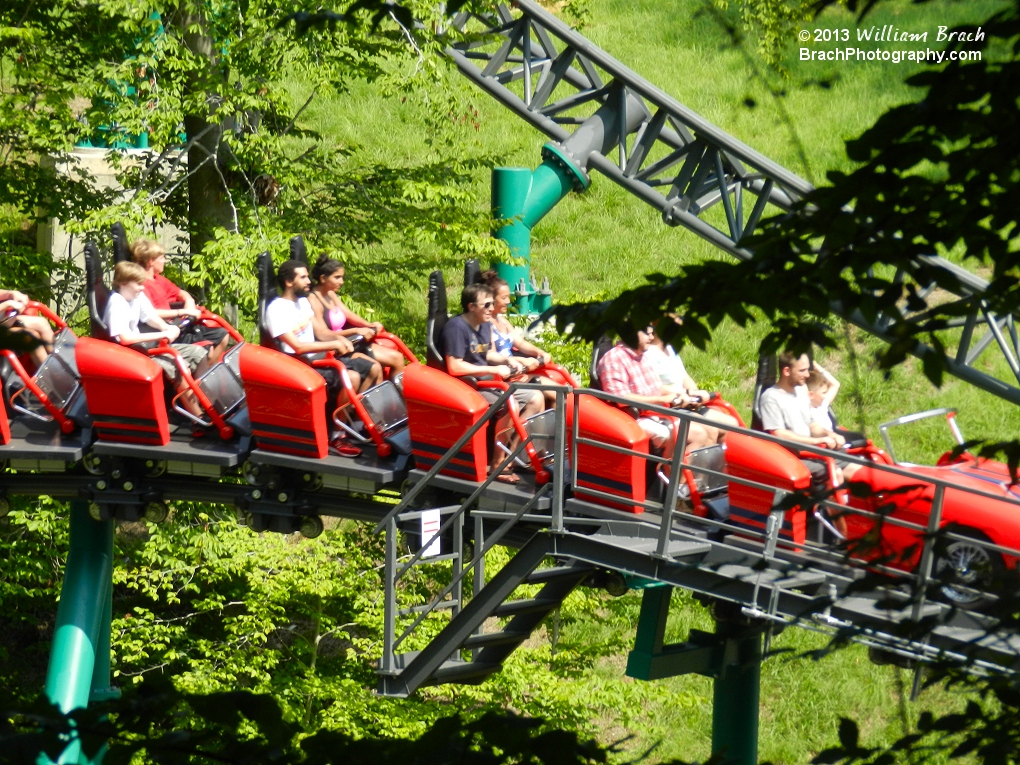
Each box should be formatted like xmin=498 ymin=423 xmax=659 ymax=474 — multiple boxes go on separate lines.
xmin=445 ymin=0 xmax=1020 ymax=406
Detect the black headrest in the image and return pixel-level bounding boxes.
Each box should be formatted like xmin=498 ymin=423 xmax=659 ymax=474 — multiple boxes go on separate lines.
xmin=290 ymin=235 xmax=309 ymax=265
xmin=751 ymin=353 xmax=778 ymax=431
xmin=589 ymin=335 xmax=614 ymax=389
xmin=111 ymin=222 xmax=131 ymax=264
xmin=426 ymin=270 xmax=449 ymax=370
xmin=84 ymin=242 xmax=111 ymax=340
xmin=463 ymin=259 xmax=480 ymax=287
xmin=256 ymin=251 xmax=277 ymax=348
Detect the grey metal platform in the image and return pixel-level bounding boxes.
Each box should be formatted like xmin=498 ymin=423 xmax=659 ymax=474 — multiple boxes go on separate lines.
xmin=0 ymin=419 xmax=89 ymax=468
xmin=249 ymin=448 xmax=404 ymax=492
xmin=406 ymin=468 xmax=552 ymax=512
xmin=92 ymin=426 xmax=248 ymax=470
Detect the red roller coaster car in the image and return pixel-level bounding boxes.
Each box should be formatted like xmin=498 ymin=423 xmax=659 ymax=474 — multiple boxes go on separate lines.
xmin=681 ymin=404 xmax=1020 ymax=607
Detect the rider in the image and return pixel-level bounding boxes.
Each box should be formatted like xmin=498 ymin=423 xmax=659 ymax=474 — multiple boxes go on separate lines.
xmin=130 ymin=238 xmax=229 ymax=365
xmin=597 ymin=325 xmax=717 ymax=455
xmin=307 ymin=255 xmax=404 ymax=379
xmin=643 ymin=319 xmax=739 ymax=439
xmin=103 ymin=262 xmax=206 ymax=417
xmin=759 ymin=351 xmax=860 ymax=483
xmin=0 ymin=287 xmax=54 ymax=367
xmin=442 ymin=283 xmax=544 ymax=484
xmin=477 ymin=270 xmax=556 ymax=403
xmin=266 ymin=260 xmax=381 ymax=453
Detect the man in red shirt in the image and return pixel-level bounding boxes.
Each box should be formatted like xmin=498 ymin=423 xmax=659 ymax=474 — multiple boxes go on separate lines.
xmin=597 ymin=325 xmax=714 ymax=457
xmin=130 ymin=239 xmax=228 ymax=364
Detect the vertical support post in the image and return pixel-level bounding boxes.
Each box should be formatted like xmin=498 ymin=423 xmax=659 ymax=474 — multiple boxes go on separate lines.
xmin=471 ymin=513 xmax=486 ymax=661
xmin=491 ymin=167 xmax=535 ymax=291
xmin=43 ymin=501 xmax=114 ymax=765
xmin=656 ymin=418 xmax=689 ymax=557
xmin=626 ymin=593 xmax=763 ymax=765
xmin=451 ymin=507 xmax=464 ymax=665
xmin=712 ymin=623 xmax=762 ymax=765
xmin=381 ymin=517 xmax=398 ymax=674
xmin=90 ymin=522 xmax=117 ymax=703
xmin=550 ymin=388 xmax=566 ymax=533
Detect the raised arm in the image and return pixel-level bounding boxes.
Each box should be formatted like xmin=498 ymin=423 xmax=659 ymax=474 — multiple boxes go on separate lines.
xmin=813 ymin=362 xmax=841 ymax=409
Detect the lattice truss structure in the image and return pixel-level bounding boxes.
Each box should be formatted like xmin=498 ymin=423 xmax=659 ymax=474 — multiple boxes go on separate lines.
xmin=446 ymin=0 xmax=1020 ymax=406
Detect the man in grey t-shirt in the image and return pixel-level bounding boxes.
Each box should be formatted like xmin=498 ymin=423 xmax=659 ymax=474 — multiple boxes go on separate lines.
xmin=759 ymin=352 xmax=859 ymax=481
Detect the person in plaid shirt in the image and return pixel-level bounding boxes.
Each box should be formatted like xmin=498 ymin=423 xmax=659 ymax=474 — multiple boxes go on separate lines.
xmin=597 ymin=325 xmax=715 ymax=456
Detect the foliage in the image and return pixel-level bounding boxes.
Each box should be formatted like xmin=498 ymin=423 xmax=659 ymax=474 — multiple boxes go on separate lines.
xmin=0 ymin=676 xmax=635 ymax=765
xmin=0 ymin=0 xmax=505 ymax=325
xmin=549 ymin=0 xmax=1020 ymax=394
xmin=811 ymin=670 xmax=1020 ymax=765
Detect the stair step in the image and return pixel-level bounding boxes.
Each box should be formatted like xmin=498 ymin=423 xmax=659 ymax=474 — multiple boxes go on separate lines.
xmin=431 ymin=661 xmax=498 ymax=685
xmin=525 ymin=565 xmax=587 ymax=584
xmin=398 ymin=599 xmax=460 ymax=616
xmin=493 ymin=598 xmax=556 ymax=618
xmin=588 ymin=534 xmax=711 ymax=559
xmin=463 ymin=630 xmax=526 ymax=649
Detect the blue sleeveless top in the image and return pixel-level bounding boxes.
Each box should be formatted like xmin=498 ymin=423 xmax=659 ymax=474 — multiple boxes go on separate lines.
xmin=491 ymin=320 xmax=514 ymax=356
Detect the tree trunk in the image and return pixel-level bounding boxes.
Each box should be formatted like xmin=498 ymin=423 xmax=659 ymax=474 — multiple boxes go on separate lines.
xmin=179 ymin=11 xmax=237 ymax=258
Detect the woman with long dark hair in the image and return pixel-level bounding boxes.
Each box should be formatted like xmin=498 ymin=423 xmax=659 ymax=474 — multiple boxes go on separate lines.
xmin=308 ymin=255 xmax=406 ymax=378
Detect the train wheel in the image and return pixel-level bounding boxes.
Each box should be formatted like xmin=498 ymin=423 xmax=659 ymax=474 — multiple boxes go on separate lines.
xmin=934 ymin=529 xmax=1003 ymax=609
xmin=144 ymin=501 xmax=170 ymax=524
xmin=243 ymin=460 xmax=278 ymax=488
xmin=144 ymin=459 xmax=167 ymax=478
xmin=299 ymin=515 xmax=324 ymax=539
xmin=242 ymin=512 xmax=269 ymax=533
xmin=82 ymin=453 xmax=106 ymax=476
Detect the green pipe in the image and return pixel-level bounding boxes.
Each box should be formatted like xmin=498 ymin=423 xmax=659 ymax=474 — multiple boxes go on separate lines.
xmin=43 ymin=501 xmax=114 ymax=764
xmin=490 ymin=147 xmax=588 ymax=293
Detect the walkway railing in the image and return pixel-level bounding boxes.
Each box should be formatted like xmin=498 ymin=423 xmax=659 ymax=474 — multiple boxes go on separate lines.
xmin=378 ymin=381 xmax=1020 ymax=679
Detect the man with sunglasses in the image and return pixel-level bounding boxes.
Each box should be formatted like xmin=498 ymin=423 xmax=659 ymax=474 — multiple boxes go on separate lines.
xmin=442 ymin=283 xmax=543 ymax=483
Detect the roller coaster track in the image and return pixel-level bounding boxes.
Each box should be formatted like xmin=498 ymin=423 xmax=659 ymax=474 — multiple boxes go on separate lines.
xmin=444 ymin=0 xmax=1020 ymax=406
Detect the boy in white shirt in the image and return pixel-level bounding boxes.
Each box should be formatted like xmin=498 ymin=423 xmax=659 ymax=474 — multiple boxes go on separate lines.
xmin=104 ymin=262 xmax=206 ymax=417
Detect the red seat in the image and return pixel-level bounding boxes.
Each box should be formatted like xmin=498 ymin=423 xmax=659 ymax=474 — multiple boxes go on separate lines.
xmin=76 ymin=337 xmax=170 ymax=446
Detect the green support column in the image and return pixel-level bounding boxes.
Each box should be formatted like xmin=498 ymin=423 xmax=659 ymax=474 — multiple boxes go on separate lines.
xmin=711 ymin=622 xmax=762 ymax=765
xmin=43 ymin=501 xmax=115 ymax=765
xmin=490 ymin=144 xmax=589 ymax=304
xmin=626 ymin=588 xmax=764 ymax=765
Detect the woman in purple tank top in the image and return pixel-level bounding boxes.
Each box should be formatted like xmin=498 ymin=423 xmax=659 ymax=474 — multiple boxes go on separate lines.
xmin=308 ymin=255 xmax=406 ymax=377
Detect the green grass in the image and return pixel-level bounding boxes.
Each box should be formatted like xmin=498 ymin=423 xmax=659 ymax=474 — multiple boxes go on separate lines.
xmin=287 ymin=0 xmax=1014 ymax=760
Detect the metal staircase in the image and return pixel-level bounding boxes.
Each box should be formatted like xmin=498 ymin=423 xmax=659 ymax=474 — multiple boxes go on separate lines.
xmin=445 ymin=0 xmax=1020 ymax=406
xmin=379 ymin=533 xmax=592 ymax=697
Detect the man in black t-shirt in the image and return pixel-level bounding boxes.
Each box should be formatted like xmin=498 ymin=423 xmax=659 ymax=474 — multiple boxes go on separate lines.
xmin=442 ymin=283 xmax=543 ymax=483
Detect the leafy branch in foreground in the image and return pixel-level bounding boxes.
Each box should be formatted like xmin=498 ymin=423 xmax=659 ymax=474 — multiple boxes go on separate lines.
xmin=548 ymin=0 xmax=1020 ymax=392
xmin=0 ymin=675 xmax=681 ymax=765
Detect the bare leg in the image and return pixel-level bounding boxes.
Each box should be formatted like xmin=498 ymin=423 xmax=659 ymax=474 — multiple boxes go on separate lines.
xmin=16 ymin=316 xmax=54 ymax=368
xmin=702 ymin=408 xmax=738 ymax=443
xmin=491 ymin=400 xmax=520 ymax=477
xmin=682 ymin=422 xmax=712 ymax=452
xmin=173 ymin=378 xmax=205 ymax=418
xmin=371 ymin=345 xmax=405 ymax=375
xmin=207 ymin=334 xmax=229 ymax=366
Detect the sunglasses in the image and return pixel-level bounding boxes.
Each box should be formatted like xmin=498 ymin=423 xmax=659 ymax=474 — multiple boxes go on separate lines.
xmin=476 ymin=300 xmax=494 ymax=309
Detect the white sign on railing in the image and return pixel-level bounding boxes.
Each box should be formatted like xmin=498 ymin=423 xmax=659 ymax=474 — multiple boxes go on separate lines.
xmin=421 ymin=509 xmax=442 ymax=558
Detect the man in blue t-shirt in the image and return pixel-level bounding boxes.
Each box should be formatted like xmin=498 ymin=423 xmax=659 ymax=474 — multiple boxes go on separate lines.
xmin=442 ymin=283 xmax=542 ymax=483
